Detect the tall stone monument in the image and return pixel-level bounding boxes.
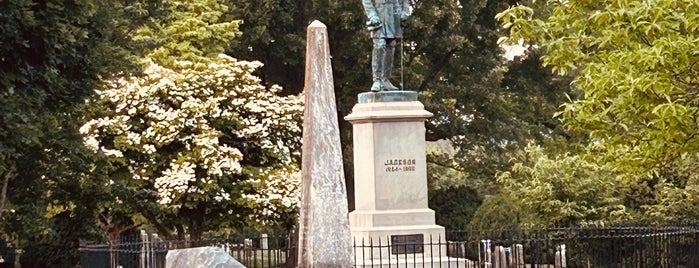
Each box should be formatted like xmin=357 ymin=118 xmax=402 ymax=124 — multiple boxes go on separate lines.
xmin=345 ymin=91 xmax=449 ymax=265
xmin=297 ymin=20 xmax=353 ymax=268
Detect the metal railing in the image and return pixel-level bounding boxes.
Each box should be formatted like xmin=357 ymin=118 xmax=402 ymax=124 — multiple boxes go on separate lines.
xmin=444 ymin=224 xmax=699 ymax=267
xmin=80 ymin=231 xmax=296 ymax=268
xmin=353 ymin=224 xmax=699 ymax=267
xmin=79 ymin=224 xmax=699 ymax=268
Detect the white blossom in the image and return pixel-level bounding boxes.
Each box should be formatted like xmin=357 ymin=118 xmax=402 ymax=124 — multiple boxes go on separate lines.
xmin=242 ymin=168 xmax=301 ymax=225
xmin=81 ymin=54 xmax=303 ymax=221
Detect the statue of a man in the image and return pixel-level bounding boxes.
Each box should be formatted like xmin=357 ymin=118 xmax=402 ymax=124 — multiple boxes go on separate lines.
xmin=362 ymin=0 xmax=410 ymax=92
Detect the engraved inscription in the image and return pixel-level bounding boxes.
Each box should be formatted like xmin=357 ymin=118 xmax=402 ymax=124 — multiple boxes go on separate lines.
xmin=391 ymin=234 xmax=424 ymax=254
xmin=384 ymin=158 xmax=416 ymax=173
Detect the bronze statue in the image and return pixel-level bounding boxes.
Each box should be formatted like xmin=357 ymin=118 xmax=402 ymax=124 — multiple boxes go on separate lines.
xmin=362 ymin=0 xmax=410 ymax=92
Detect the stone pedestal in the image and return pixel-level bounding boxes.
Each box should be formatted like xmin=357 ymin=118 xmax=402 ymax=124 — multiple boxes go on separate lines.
xmin=345 ymin=91 xmax=450 ymax=265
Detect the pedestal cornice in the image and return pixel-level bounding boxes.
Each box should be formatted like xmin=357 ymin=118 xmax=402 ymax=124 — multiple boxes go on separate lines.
xmin=345 ymin=91 xmax=432 ymax=123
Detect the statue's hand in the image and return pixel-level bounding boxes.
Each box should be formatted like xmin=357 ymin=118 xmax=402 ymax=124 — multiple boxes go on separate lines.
xmin=367 ymin=16 xmax=381 ymax=26
xmin=366 ymin=16 xmax=382 ymax=31
xmin=400 ymin=11 xmax=410 ymax=21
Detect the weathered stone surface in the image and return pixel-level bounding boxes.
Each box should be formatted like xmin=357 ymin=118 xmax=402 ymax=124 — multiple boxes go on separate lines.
xmin=345 ymin=92 xmax=448 ymax=261
xmin=165 ymin=247 xmax=245 ymax=268
xmin=357 ymin=91 xmax=418 ymax=103
xmin=297 ymin=20 xmax=353 ymax=268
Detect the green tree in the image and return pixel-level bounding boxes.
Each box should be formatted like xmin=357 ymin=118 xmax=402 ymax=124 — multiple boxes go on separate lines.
xmin=228 ymin=0 xmax=306 ymax=91
xmin=498 ymin=0 xmax=699 ymax=223
xmin=0 ymin=0 xmax=158 ymax=266
xmin=467 ymin=193 xmax=521 ymax=230
xmin=429 ymin=185 xmax=481 ymax=230
xmin=464 ymin=48 xmax=582 ymax=228
xmin=135 ymin=0 xmax=240 ymax=67
xmin=228 ymin=0 xmax=564 ymax=187
xmin=225 ymin=1 xmax=581 ymax=232
xmin=497 ymin=144 xmax=628 ymax=226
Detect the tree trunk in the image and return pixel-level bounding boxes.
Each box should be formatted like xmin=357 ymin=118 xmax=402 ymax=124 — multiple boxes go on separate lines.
xmin=0 ymin=169 xmax=12 ymax=220
xmin=186 ymin=201 xmax=207 ymax=241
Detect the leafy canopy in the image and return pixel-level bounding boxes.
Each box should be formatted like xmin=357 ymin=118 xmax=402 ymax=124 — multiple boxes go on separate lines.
xmin=1 ymin=0 xmax=164 ymax=266
xmin=134 ymin=0 xmax=240 ymax=66
xmin=497 ymin=0 xmax=699 ymax=223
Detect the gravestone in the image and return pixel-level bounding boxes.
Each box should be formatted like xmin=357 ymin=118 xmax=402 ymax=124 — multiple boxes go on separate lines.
xmin=165 ymin=247 xmax=245 ymax=268
xmin=296 ymin=20 xmax=353 ymax=268
xmin=346 ymin=91 xmax=457 ymax=266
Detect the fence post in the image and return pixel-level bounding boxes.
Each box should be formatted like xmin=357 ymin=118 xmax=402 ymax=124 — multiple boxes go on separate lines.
xmin=151 ymin=234 xmax=160 ymax=268
xmin=555 ymin=244 xmax=566 ymax=268
xmin=244 ymin=238 xmax=253 ymax=264
xmin=480 ymin=240 xmax=492 ymax=268
xmin=494 ymin=246 xmax=506 ymax=268
xmin=513 ymin=244 xmax=524 ymax=267
xmin=260 ymin=234 xmax=268 ymax=250
xmin=140 ymin=230 xmax=149 ymax=268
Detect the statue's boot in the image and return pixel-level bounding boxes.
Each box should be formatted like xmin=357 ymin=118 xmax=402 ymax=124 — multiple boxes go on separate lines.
xmin=382 ymin=80 xmax=400 ymax=91
xmin=371 ymin=79 xmax=381 ymax=92
xmin=371 ymin=44 xmax=384 ymax=92
xmin=381 ymin=43 xmax=400 ymax=91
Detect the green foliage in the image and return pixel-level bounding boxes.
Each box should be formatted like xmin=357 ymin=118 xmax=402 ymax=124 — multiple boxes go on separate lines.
xmin=5 ymin=113 xmax=110 ymax=267
xmin=135 ymin=0 xmax=241 ymax=66
xmin=407 ymin=1 xmax=576 ymax=202
xmin=497 ymin=145 xmax=629 ymax=225
xmin=228 ymin=0 xmax=308 ymax=90
xmin=227 ymin=1 xmax=577 ymax=224
xmin=0 ymin=0 xmax=156 ymax=266
xmin=498 ymin=0 xmax=699 ymax=224
xmin=19 ymin=212 xmax=84 ymax=268
xmin=413 ymin=0 xmax=516 ymax=193
xmin=468 ymin=193 xmax=521 ymax=230
xmin=429 ymin=186 xmax=481 ymax=230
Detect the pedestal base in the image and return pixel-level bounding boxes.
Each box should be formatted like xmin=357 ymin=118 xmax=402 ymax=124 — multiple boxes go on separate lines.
xmin=352 ymin=224 xmax=447 ymax=260
xmin=353 ymin=256 xmax=474 ymax=268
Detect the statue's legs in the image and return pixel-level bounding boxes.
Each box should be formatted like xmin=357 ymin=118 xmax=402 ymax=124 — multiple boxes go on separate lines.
xmin=371 ymin=38 xmax=400 ymax=92
xmin=381 ymin=39 xmax=399 ymax=91
xmin=370 ymin=39 xmax=385 ymax=92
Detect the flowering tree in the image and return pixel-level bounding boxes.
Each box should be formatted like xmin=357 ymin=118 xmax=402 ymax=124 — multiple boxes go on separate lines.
xmin=81 ymin=54 xmax=303 ymax=237
xmin=79 ymin=0 xmax=304 ymax=238
xmin=243 ymin=167 xmax=301 ymax=230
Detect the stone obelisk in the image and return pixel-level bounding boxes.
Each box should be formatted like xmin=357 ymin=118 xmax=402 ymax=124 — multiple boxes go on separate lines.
xmin=297 ymin=20 xmax=353 ymax=268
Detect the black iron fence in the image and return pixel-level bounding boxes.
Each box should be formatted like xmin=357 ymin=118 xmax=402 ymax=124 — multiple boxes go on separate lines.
xmin=79 ymin=224 xmax=699 ymax=268
xmin=80 ymin=231 xmax=296 ymax=268
xmin=441 ymin=225 xmax=699 ymax=267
